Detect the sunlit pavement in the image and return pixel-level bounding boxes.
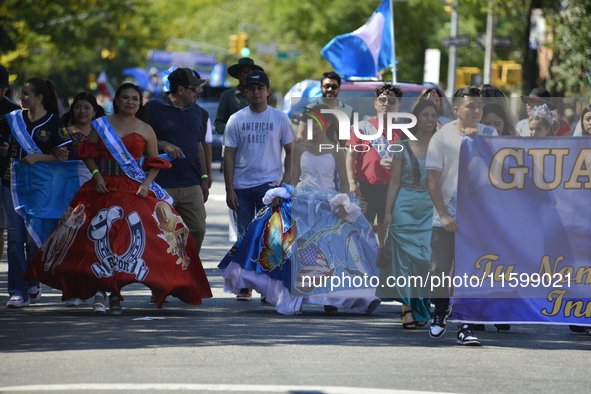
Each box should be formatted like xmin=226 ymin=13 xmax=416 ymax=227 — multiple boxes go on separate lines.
xmin=0 ymin=163 xmax=590 ymax=394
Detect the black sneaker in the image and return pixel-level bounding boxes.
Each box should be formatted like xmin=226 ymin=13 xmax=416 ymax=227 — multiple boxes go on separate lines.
xmin=429 ymin=307 xmax=451 ymax=339
xmin=457 ymin=324 xmax=481 ymax=346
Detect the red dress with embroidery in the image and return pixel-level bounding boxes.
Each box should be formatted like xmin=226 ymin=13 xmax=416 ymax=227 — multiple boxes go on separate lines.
xmin=24 ymin=133 xmax=212 ymax=307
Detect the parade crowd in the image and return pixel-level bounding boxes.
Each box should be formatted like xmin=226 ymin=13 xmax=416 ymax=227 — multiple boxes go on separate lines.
xmin=1 ymin=59 xmax=589 ymax=347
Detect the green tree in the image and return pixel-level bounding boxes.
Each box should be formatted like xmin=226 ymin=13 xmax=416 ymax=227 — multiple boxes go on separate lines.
xmin=0 ymin=0 xmax=162 ymax=97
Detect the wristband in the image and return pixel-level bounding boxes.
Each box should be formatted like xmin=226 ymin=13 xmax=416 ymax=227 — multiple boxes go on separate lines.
xmin=201 ymin=174 xmax=209 ymax=179
xmin=92 ymin=169 xmax=100 ymax=176
xmin=349 ymin=180 xmax=356 ymax=184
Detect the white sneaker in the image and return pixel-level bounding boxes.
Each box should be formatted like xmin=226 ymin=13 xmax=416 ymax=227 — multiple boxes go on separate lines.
xmin=28 ymin=285 xmax=42 ymax=304
xmin=6 ymin=295 xmax=30 ymax=308
xmin=65 ymin=298 xmax=81 ymax=306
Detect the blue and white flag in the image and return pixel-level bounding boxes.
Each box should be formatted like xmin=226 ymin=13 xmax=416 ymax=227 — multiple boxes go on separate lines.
xmin=320 ymin=0 xmax=393 ymax=78
xmin=11 ymin=160 xmax=91 ymax=247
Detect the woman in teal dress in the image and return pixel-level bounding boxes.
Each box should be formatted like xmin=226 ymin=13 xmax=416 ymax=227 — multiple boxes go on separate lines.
xmin=377 ymin=100 xmax=438 ymax=328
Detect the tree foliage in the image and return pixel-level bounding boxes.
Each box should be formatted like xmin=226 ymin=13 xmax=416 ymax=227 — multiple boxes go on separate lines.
xmin=1 ymin=0 xmax=589 ymax=99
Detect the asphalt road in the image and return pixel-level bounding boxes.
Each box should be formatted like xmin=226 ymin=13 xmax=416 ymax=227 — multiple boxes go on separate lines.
xmin=1 ymin=162 xmax=590 ymax=394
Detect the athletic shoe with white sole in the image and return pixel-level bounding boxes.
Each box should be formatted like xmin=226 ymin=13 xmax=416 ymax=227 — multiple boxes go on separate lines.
xmin=457 ymin=324 xmax=481 ymax=346
xmin=28 ymin=285 xmax=42 ymax=304
xmin=429 ymin=307 xmax=452 ymax=339
xmin=6 ymin=295 xmax=30 ymax=308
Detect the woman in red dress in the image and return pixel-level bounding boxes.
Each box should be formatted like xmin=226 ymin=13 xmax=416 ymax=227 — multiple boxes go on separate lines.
xmin=25 ymin=83 xmax=212 ymax=314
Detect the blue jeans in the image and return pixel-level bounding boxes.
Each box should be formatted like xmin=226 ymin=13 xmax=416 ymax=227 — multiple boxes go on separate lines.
xmin=1 ymin=185 xmax=39 ymax=299
xmin=234 ymin=183 xmax=275 ymax=235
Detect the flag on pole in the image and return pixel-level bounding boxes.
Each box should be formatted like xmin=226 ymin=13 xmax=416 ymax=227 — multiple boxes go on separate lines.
xmin=97 ymin=71 xmax=116 ymax=99
xmin=320 ymin=0 xmax=393 ymax=78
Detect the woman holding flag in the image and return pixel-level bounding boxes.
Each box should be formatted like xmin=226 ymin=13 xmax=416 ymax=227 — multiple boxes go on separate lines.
xmin=1 ymin=77 xmax=71 ymax=308
xmin=24 ymin=83 xmax=212 ymax=315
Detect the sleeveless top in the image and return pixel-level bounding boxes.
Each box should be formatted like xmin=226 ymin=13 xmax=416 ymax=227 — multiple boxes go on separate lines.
xmin=299 ymin=151 xmax=336 ymax=193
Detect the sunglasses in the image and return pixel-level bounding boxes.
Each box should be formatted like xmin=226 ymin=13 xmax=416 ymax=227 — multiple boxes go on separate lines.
xmin=184 ymin=86 xmax=200 ymax=92
xmin=377 ymin=97 xmax=398 ymax=105
xmin=322 ymin=84 xmax=339 ymax=90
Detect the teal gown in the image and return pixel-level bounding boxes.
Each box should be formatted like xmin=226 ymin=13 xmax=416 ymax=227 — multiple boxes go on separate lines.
xmin=376 ymin=140 xmax=432 ymax=323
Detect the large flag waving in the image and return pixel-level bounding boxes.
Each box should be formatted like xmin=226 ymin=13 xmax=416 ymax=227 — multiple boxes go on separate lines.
xmin=321 ymin=0 xmax=393 ymax=78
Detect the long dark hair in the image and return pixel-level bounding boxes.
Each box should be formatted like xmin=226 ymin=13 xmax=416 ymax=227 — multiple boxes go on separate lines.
xmin=418 ymin=87 xmax=445 ymax=116
xmin=482 ymin=102 xmax=517 ymax=136
xmin=26 ymin=78 xmax=60 ymax=117
xmin=406 ymin=99 xmax=439 ymax=139
xmin=580 ymin=104 xmax=591 ymax=136
xmin=61 ymin=92 xmax=106 ymax=126
xmin=113 ymin=83 xmax=147 ymax=121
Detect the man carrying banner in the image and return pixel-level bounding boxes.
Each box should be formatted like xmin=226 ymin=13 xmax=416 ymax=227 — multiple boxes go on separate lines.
xmin=296 ymin=71 xmax=353 ymax=144
xmin=425 ymin=87 xmax=497 ymax=345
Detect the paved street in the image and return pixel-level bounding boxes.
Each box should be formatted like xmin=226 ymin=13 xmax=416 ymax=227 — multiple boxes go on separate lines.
xmin=1 ymin=163 xmax=590 ymax=394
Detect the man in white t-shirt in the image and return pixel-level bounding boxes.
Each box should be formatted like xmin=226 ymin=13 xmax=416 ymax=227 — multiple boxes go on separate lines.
xmin=223 ymin=70 xmax=295 ymax=300
xmin=425 ymin=87 xmax=497 ymax=346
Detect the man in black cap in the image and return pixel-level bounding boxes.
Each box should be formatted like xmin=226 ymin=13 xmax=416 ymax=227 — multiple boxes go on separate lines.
xmin=223 ymin=70 xmax=295 ymax=301
xmin=516 ymin=88 xmax=570 ymax=136
xmin=214 ymin=57 xmax=263 ymax=135
xmin=0 ymin=65 xmax=18 ymax=263
xmin=215 ymin=58 xmax=264 ymax=242
xmin=145 ymin=68 xmax=209 ymax=254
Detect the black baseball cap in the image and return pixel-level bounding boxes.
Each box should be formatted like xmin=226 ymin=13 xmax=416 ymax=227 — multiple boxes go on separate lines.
xmin=245 ymin=70 xmax=269 ymax=87
xmin=168 ymin=68 xmax=205 ymax=87
xmin=0 ymin=65 xmax=9 ymax=88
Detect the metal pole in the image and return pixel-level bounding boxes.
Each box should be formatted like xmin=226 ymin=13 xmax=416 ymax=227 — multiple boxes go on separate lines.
xmin=446 ymin=0 xmax=458 ymax=96
xmin=390 ymin=0 xmax=397 ymax=83
xmin=483 ymin=1 xmax=494 ymax=85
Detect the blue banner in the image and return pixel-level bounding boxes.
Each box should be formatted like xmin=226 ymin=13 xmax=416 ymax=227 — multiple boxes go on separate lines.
xmin=451 ymin=136 xmax=591 ymax=325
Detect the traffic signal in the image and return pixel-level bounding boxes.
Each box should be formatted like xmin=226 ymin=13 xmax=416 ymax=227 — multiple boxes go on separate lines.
xmin=87 ymin=73 xmax=97 ymax=90
xmin=444 ymin=0 xmax=455 ymax=16
xmin=491 ymin=61 xmax=522 ymax=86
xmin=229 ymin=34 xmax=239 ymax=55
xmin=237 ymin=33 xmax=249 ymax=57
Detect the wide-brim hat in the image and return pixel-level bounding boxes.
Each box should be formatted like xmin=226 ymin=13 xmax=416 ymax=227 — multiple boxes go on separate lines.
xmin=227 ymin=58 xmax=263 ymax=79
xmin=520 ymin=88 xmax=556 ymax=110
